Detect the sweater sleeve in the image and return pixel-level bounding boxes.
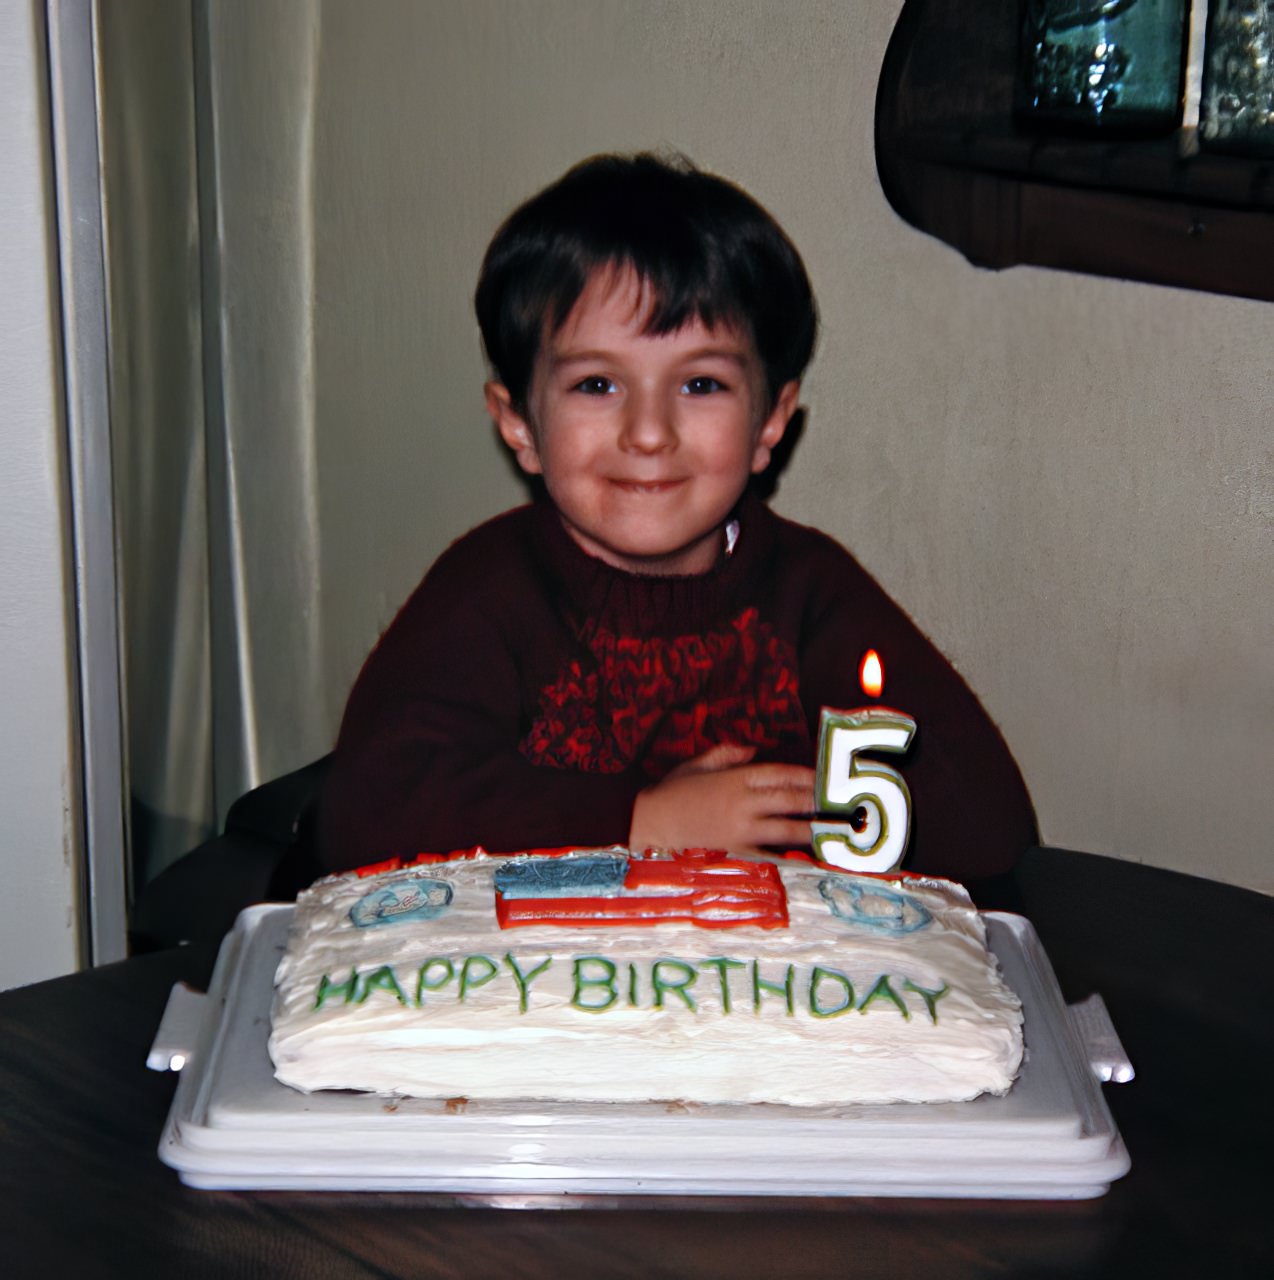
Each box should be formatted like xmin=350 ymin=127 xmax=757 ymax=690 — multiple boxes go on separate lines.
xmin=793 ymin=540 xmax=1037 ymax=882
xmin=315 ymin=532 xmax=641 ymax=873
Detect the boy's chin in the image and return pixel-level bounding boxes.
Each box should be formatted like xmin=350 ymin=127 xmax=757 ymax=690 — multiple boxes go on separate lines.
xmin=570 ymin=529 xmax=725 ymax=577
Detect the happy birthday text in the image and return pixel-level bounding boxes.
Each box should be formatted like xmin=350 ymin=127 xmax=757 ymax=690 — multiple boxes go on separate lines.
xmin=312 ymin=954 xmax=951 ymax=1021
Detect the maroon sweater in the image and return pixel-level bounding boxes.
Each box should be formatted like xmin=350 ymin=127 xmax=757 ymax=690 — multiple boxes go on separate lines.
xmin=317 ymin=497 xmax=1036 ymax=879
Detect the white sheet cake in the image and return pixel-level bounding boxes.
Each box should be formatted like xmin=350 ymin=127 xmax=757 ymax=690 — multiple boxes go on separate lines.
xmin=269 ymin=848 xmax=1023 ymax=1107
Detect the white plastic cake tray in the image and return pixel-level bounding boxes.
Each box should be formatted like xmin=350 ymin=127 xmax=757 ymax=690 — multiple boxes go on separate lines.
xmin=151 ymin=907 xmax=1132 ymax=1199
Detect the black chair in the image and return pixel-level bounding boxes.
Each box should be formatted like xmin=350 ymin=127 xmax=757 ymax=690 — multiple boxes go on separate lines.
xmin=129 ymin=755 xmax=331 ymax=953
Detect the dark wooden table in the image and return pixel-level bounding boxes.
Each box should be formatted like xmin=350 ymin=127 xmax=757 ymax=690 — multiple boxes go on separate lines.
xmin=2 ymin=848 xmax=1270 ymax=1278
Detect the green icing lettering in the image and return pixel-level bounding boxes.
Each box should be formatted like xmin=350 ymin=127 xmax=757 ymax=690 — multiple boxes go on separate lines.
xmin=627 ymin=962 xmax=639 ymax=1007
xmin=903 ymin=978 xmax=950 ymax=1023
xmin=808 ymin=966 xmax=855 ymax=1018
xmin=503 ymin=953 xmax=552 ymax=1013
xmin=314 ymin=969 xmax=359 ymax=1010
xmin=415 ymin=957 xmax=455 ymax=1005
xmin=752 ymin=962 xmax=795 ymax=1015
xmin=651 ymin=959 xmax=698 ymax=1011
xmin=458 ymin=954 xmax=499 ymax=1002
xmin=357 ymin=964 xmax=408 ymax=1006
xmin=571 ymin=956 xmax=618 ymax=1012
xmin=858 ymin=974 xmax=910 ymax=1019
xmin=700 ymin=957 xmax=745 ymax=1013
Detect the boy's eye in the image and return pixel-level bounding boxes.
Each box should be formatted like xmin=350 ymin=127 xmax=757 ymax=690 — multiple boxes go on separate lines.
xmin=573 ymin=376 xmax=616 ymax=395
xmin=682 ymin=376 xmax=725 ymax=395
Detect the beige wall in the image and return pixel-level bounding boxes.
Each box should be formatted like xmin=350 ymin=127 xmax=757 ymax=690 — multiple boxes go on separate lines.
xmin=129 ymin=0 xmax=1261 ymax=898
xmin=286 ymin=0 xmax=1271 ymax=889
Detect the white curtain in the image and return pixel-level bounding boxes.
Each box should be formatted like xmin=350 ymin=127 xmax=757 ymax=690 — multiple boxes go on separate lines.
xmin=100 ymin=0 xmax=330 ymax=887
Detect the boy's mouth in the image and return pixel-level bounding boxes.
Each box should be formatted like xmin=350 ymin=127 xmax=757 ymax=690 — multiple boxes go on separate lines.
xmin=610 ymin=479 xmax=686 ymax=495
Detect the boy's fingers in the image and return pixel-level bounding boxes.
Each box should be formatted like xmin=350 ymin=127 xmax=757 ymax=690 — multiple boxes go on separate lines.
xmin=673 ymin=743 xmax=757 ymax=776
xmin=741 ymin=765 xmax=816 ymax=813
xmin=737 ymin=817 xmax=815 ymax=855
xmin=743 ymin=763 xmax=816 ymax=789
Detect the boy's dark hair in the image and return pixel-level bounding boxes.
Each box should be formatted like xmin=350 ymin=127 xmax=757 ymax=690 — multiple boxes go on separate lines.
xmin=475 ymin=152 xmax=817 ymax=413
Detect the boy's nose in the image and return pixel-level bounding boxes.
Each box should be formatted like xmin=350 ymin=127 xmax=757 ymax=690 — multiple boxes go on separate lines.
xmin=618 ymin=392 xmax=677 ymax=454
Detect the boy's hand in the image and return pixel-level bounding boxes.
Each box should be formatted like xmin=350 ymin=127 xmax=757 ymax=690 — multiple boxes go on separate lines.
xmin=629 ymin=744 xmax=816 ymax=856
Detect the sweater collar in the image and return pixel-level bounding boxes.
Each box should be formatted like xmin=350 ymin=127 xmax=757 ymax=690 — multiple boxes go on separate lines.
xmin=530 ymin=490 xmax=776 ymax=634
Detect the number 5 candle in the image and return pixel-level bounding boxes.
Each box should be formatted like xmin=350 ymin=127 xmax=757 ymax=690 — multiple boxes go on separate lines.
xmin=811 ymin=706 xmax=917 ymax=874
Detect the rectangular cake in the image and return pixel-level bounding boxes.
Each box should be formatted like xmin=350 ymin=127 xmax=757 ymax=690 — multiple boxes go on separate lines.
xmin=269 ymin=848 xmax=1023 ymax=1107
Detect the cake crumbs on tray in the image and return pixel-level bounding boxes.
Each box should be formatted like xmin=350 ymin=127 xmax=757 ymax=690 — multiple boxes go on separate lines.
xmin=444 ymin=1096 xmax=469 ymax=1114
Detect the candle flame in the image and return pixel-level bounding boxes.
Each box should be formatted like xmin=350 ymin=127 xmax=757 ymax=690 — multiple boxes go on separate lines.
xmin=859 ymin=649 xmax=884 ymax=698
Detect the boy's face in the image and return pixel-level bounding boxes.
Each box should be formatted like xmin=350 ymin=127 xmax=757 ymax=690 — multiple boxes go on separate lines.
xmin=487 ymin=267 xmax=798 ymax=577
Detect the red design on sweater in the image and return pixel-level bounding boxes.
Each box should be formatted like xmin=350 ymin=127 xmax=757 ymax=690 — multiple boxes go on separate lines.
xmin=520 ymin=606 xmax=805 ymax=777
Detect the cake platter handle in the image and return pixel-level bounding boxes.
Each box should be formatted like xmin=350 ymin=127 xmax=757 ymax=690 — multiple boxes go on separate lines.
xmin=1066 ymin=993 xmax=1135 ymax=1084
xmin=146 ymin=982 xmax=207 ymax=1073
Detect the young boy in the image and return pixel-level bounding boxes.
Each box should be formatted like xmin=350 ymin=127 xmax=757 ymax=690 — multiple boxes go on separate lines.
xmin=315 ymin=153 xmax=1035 ymax=889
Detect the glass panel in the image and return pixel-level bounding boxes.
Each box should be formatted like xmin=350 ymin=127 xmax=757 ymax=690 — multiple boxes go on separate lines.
xmin=1200 ymin=0 xmax=1274 ymax=154
xmin=1017 ymin=0 xmax=1191 ymax=132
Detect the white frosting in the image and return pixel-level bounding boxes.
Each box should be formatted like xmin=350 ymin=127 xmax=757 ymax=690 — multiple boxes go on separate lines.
xmin=269 ymin=852 xmax=1023 ymax=1106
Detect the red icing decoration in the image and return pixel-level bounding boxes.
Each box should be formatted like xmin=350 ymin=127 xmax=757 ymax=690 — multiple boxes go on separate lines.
xmin=495 ymin=848 xmax=789 ymax=931
xmin=352 ymin=846 xmax=487 ymax=877
xmin=351 ymin=845 xmax=929 ymax=884
xmin=347 ymin=844 xmax=936 ymax=932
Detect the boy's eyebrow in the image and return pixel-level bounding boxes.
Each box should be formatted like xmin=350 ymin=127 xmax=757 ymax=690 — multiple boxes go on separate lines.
xmin=547 ymin=345 xmax=752 ymax=370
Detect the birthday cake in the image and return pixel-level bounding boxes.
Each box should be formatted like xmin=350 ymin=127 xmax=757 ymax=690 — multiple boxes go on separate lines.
xmin=268 ymin=847 xmax=1024 ymax=1107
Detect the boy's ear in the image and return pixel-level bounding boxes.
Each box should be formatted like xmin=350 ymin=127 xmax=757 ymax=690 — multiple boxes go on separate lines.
xmin=751 ymin=380 xmax=801 ymax=474
xmin=486 ymin=382 xmax=543 ymax=476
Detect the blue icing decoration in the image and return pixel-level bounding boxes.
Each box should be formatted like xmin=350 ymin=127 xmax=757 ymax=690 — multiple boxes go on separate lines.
xmin=495 ymin=852 xmax=628 ymax=898
xmin=818 ymin=878 xmax=932 ymax=933
xmin=350 ymin=875 xmax=453 ymax=928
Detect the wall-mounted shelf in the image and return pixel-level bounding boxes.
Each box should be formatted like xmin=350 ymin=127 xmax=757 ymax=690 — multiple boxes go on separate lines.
xmin=875 ymin=0 xmax=1274 ymax=302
